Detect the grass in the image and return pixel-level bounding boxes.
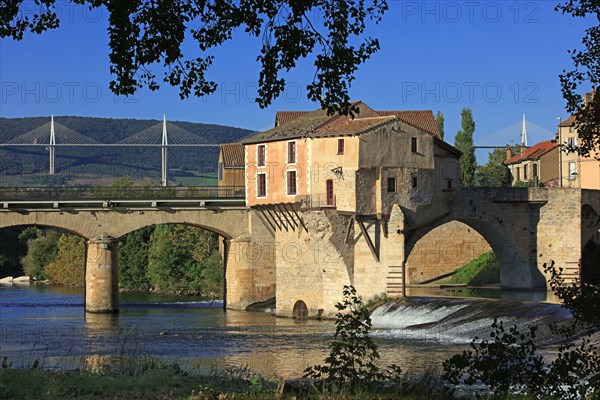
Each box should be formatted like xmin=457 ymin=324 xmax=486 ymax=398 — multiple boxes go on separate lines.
xmin=446 ymin=251 xmax=499 ymax=285
xmin=0 ymin=366 xmax=566 ymax=399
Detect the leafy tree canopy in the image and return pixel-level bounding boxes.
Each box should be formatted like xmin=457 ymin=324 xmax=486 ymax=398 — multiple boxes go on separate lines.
xmin=476 ymin=148 xmax=508 ymax=187
xmin=557 ymin=1 xmax=600 ymax=157
xmin=1 ymin=0 xmax=388 ymax=116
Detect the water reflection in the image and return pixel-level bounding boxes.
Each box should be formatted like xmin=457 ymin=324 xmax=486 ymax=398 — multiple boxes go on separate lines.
xmin=1 ymin=284 xmax=571 ymax=379
xmin=406 ymin=286 xmax=562 ymax=303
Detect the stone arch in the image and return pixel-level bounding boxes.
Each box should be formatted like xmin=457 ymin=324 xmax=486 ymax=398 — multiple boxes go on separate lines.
xmin=405 ymin=216 xmax=538 ymax=289
xmin=292 ymin=300 xmax=308 ymax=320
xmin=0 ymin=222 xmax=88 ymax=239
xmin=0 ymin=208 xmax=250 ymax=240
xmin=404 ymin=220 xmax=492 ymax=285
xmin=582 ymin=203 xmax=600 ymax=246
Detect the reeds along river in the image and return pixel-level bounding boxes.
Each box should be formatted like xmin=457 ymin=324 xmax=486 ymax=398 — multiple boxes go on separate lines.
xmin=0 ymin=284 xmax=575 ymax=379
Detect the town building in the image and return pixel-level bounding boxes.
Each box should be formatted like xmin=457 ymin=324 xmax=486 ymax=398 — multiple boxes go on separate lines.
xmin=217 ymin=143 xmax=245 ymax=194
xmin=241 ymin=101 xmax=461 ymax=216
xmin=558 ymin=115 xmax=600 ymax=189
xmin=504 ymin=141 xmax=559 ymax=187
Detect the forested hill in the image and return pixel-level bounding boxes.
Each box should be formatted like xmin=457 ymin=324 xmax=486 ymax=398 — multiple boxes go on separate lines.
xmin=0 ymin=116 xmax=255 ymax=185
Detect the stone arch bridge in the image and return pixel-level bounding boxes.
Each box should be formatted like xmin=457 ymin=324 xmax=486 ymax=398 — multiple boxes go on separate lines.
xmin=401 ymin=188 xmax=600 ymax=290
xmin=0 ymin=187 xmax=598 ymax=316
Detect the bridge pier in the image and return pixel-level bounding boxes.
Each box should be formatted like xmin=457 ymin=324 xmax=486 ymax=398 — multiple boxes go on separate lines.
xmin=85 ymin=235 xmax=119 ymax=313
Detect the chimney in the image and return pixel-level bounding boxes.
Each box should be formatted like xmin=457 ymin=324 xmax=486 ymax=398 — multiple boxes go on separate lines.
xmin=584 ymin=89 xmax=596 ymax=106
xmin=506 ymin=145 xmax=513 ymax=160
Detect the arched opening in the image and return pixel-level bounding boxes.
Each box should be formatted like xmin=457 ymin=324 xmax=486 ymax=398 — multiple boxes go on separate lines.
xmin=405 ymin=217 xmax=539 ymax=290
xmin=0 ymin=225 xmax=85 ymax=287
xmin=404 ymin=221 xmax=495 ymax=286
xmin=117 ymin=223 xmax=225 ymax=299
xmin=292 ymin=300 xmax=308 ymax=320
xmin=581 ymin=204 xmax=600 ymax=285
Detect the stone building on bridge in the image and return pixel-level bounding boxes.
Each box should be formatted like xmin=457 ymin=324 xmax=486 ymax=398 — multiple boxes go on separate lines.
xmin=238 ymin=101 xmax=470 ymax=317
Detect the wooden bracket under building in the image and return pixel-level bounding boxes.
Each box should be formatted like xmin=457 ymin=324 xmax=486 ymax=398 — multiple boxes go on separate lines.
xmin=356 ymin=215 xmax=379 ymax=262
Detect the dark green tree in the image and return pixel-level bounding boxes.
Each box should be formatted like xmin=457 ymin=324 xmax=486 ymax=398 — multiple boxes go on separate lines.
xmin=304 ymin=285 xmax=385 ymax=392
xmin=1 ymin=1 xmax=388 ymax=116
xmin=118 ymin=226 xmax=154 ymax=292
xmin=147 ymin=225 xmax=221 ymax=296
xmin=20 ymin=228 xmax=61 ymax=280
xmin=44 ymin=234 xmax=85 ymax=287
xmin=556 ymin=1 xmax=600 ymax=157
xmin=476 ymin=148 xmax=508 ymax=187
xmin=454 ymin=108 xmax=477 ymax=187
xmin=435 ymin=110 xmax=445 ymax=140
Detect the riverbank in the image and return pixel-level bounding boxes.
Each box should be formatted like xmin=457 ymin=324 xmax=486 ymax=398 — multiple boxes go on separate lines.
xmin=0 ymin=365 xmax=565 ymax=399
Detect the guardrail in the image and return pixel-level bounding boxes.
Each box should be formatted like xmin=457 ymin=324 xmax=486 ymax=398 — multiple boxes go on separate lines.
xmin=0 ymin=186 xmax=245 ymax=201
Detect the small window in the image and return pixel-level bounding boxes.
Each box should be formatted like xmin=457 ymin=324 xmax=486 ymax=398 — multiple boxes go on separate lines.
xmin=516 ymin=167 xmax=520 ymax=181
xmin=257 ymin=145 xmax=266 ymax=167
xmin=287 ymin=141 xmax=296 ymax=164
xmin=287 ymin=170 xmax=297 ymax=195
xmin=257 ymin=173 xmax=266 ymax=197
xmin=387 ymin=177 xmax=396 ymax=193
xmin=524 ymin=165 xmax=528 ymax=180
xmin=569 ymin=162 xmax=576 ymax=180
xmin=446 ymin=179 xmax=453 ymax=190
xmin=533 ymin=164 xmax=538 ymax=178
xmin=411 ymin=137 xmax=418 ymax=153
xmin=569 ymin=126 xmax=575 ymax=133
xmin=412 ymin=176 xmax=418 ymax=188
xmin=218 ymin=162 xmax=223 ymax=181
xmin=337 ymin=138 xmax=345 ymax=155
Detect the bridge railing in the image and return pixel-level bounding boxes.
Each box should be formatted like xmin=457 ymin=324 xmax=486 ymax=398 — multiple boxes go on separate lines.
xmin=0 ymin=186 xmax=246 ymax=201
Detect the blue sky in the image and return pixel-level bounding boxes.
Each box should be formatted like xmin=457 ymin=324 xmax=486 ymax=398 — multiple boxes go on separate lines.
xmin=0 ymin=1 xmax=593 ymax=161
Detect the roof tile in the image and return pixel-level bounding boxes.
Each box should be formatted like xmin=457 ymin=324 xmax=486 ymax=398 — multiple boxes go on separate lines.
xmin=504 ymin=140 xmax=558 ymax=164
xmin=220 ymin=143 xmax=245 ymax=167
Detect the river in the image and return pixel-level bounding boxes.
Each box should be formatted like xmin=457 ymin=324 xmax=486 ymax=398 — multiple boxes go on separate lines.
xmin=0 ymin=284 xmax=572 ymax=379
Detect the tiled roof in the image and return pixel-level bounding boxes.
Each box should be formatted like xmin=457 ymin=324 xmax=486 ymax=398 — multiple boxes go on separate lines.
xmin=504 ymin=140 xmax=558 ymax=165
xmin=220 ymin=143 xmax=245 ymax=167
xmin=275 ymin=111 xmax=310 ymax=127
xmin=559 ymin=115 xmax=576 ymax=127
xmin=315 ymin=116 xmax=397 ymax=135
xmin=245 ymin=102 xmax=441 ymax=144
xmin=376 ymin=110 xmax=440 ymax=137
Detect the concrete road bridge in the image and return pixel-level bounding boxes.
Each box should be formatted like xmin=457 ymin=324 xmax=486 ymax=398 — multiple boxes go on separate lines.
xmin=0 ymin=186 xmax=598 ymax=317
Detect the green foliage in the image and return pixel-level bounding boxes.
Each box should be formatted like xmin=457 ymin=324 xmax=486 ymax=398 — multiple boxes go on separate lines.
xmin=435 ymin=111 xmax=445 ymax=140
xmin=444 ymin=318 xmax=546 ymax=398
xmin=477 ymin=148 xmax=508 ymax=187
xmin=556 ymin=1 xmax=600 ymax=157
xmin=44 ymin=234 xmax=85 ymax=287
xmin=20 ymin=228 xmax=61 ymax=280
xmin=118 ymin=226 xmax=154 ymax=292
xmin=454 ymin=108 xmax=477 ymax=187
xmin=513 ymin=179 xmax=545 ymax=188
xmin=447 ymin=251 xmax=499 ymax=285
xmin=304 ymin=285 xmax=402 ymax=394
xmin=1 ymin=2 xmax=388 ymax=115
xmin=147 ymin=225 xmax=221 ymax=296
